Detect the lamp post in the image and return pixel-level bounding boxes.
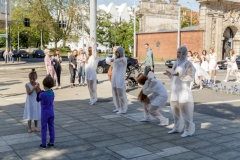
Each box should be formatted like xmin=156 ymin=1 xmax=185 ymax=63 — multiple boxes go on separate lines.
xmin=90 ymin=0 xmax=97 ymax=41
xmin=133 ymin=0 xmax=136 ymax=57
xmin=187 ymin=2 xmax=192 ymax=26
xmin=18 ymin=26 xmax=20 ymax=51
xmin=40 ymin=29 xmax=43 ymax=50
xmin=5 ymin=0 xmax=8 ymax=63
xmin=177 ymin=6 xmax=181 ymax=48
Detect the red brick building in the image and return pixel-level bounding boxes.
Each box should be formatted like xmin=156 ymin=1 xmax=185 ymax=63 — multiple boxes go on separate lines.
xmin=136 ymin=27 xmax=204 ymax=60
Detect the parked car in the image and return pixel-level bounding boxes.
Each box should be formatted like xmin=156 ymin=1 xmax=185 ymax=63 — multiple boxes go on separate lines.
xmin=0 ymin=50 xmax=4 ymax=61
xmin=165 ymin=59 xmax=176 ymax=68
xmin=217 ymin=56 xmax=240 ymax=69
xmin=32 ymin=50 xmax=45 ymax=58
xmin=18 ymin=50 xmax=29 ymax=58
xmin=96 ymin=54 xmax=139 ymax=74
xmin=12 ymin=50 xmax=20 ymax=57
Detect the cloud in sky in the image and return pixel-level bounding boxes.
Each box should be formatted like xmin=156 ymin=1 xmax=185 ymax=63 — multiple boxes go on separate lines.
xmin=97 ymin=0 xmax=200 ymax=12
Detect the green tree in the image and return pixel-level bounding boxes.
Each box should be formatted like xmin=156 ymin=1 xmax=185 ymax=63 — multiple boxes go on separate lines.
xmin=181 ymin=7 xmax=199 ymax=28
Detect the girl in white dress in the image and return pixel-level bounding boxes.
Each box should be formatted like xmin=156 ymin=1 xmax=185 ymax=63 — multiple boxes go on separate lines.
xmin=187 ymin=51 xmax=195 ymax=89
xmin=110 ymin=47 xmax=128 ymax=114
xmin=208 ymin=48 xmax=218 ymax=84
xmin=23 ymin=69 xmax=41 ymax=133
xmin=137 ymin=72 xmax=169 ymax=126
xmin=164 ymin=46 xmax=196 ymax=138
xmin=85 ymin=37 xmax=99 ymax=105
xmin=223 ymin=49 xmax=239 ymax=83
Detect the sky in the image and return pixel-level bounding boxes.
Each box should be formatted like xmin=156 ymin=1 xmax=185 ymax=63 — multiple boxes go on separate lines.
xmin=97 ymin=0 xmax=200 ymax=12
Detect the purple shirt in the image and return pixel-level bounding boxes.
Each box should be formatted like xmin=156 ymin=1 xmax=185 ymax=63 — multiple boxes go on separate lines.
xmin=38 ymin=90 xmax=55 ymax=116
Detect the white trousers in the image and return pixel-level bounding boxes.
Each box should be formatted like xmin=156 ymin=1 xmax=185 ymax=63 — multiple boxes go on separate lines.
xmin=143 ymin=103 xmax=167 ymax=121
xmin=112 ymin=87 xmax=128 ymax=112
xmin=87 ymin=79 xmax=97 ymax=103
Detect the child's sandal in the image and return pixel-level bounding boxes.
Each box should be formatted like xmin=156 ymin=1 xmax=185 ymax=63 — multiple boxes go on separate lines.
xmin=28 ymin=129 xmax=32 ymax=133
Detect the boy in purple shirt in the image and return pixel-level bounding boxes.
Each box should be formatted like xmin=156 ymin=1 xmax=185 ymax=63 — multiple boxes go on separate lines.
xmin=37 ymin=76 xmax=55 ymax=149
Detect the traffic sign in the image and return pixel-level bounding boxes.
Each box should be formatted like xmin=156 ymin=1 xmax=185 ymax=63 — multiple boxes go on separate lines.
xmin=0 ymin=34 xmax=6 ymax=38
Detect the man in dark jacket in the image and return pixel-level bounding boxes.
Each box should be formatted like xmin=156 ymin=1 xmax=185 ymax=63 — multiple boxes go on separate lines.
xmin=143 ymin=43 xmax=154 ymax=75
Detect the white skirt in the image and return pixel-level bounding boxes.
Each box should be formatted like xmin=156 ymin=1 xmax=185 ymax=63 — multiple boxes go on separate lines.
xmin=201 ymin=61 xmax=209 ymax=72
xmin=228 ymin=62 xmax=238 ymax=71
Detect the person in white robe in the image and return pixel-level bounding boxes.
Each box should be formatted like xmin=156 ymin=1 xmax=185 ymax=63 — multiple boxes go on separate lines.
xmin=164 ymin=46 xmax=196 ymax=138
xmin=137 ymin=72 xmax=169 ymax=126
xmin=110 ymin=47 xmax=128 ymax=114
xmin=85 ymin=37 xmax=99 ymax=105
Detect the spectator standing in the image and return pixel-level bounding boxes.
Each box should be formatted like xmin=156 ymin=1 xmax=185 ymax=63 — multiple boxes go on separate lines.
xmin=52 ymin=49 xmax=62 ymax=89
xmin=44 ymin=49 xmax=57 ymax=81
xmin=8 ymin=49 xmax=13 ymax=62
xmin=143 ymin=43 xmax=154 ymax=76
xmin=77 ymin=48 xmax=86 ymax=86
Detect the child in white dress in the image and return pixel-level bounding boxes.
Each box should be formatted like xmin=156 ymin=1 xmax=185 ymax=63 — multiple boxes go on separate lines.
xmin=23 ymin=69 xmax=41 ymax=133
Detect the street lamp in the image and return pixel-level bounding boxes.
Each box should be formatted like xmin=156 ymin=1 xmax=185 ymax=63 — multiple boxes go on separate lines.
xmin=133 ymin=0 xmax=136 ymax=57
xmin=5 ymin=0 xmax=8 ymax=63
xmin=187 ymin=2 xmax=193 ymax=26
xmin=177 ymin=6 xmax=181 ymax=48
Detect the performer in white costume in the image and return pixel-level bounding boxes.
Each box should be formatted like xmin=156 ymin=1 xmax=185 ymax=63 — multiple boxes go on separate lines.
xmin=137 ymin=72 xmax=169 ymax=126
xmin=208 ymin=48 xmax=218 ymax=84
xmin=223 ymin=49 xmax=239 ymax=83
xmin=85 ymin=37 xmax=99 ymax=105
xmin=164 ymin=46 xmax=196 ymax=138
xmin=110 ymin=47 xmax=128 ymax=114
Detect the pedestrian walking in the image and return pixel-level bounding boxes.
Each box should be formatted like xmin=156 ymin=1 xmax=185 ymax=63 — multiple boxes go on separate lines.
xmin=137 ymin=72 xmax=169 ymax=126
xmin=164 ymin=46 xmax=196 ymax=138
xmin=111 ymin=47 xmax=128 ymax=114
xmin=69 ymin=49 xmax=78 ymax=88
xmin=142 ymin=43 xmax=154 ymax=76
xmin=85 ymin=37 xmax=99 ymax=105
xmin=223 ymin=49 xmax=239 ymax=83
xmin=77 ymin=48 xmax=86 ymax=86
xmin=52 ymin=49 xmax=62 ymax=89
xmin=23 ymin=69 xmax=41 ymax=133
xmin=37 ymin=76 xmax=55 ymax=149
xmin=208 ymin=48 xmax=218 ymax=84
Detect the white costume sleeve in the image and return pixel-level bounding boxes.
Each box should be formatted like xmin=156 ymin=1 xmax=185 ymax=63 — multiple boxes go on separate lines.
xmin=179 ymin=62 xmax=195 ymax=82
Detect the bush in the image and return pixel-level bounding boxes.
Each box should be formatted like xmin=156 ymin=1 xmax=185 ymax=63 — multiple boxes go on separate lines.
xmin=50 ymin=47 xmax=71 ymax=53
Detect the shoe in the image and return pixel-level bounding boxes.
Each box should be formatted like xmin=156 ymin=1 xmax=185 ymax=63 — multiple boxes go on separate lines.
xmin=181 ymin=132 xmax=189 ymax=138
xmin=223 ymin=80 xmax=227 ymax=82
xmin=47 ymin=143 xmax=54 ymax=147
xmin=235 ymin=80 xmax=240 ymax=83
xmin=168 ymin=129 xmax=179 ymax=134
xmin=113 ymin=109 xmax=119 ymax=113
xmin=39 ymin=144 xmax=46 ymax=149
xmin=116 ymin=111 xmax=126 ymax=114
xmin=199 ymin=86 xmax=203 ymax=90
xmin=140 ymin=118 xmax=151 ymax=122
xmin=158 ymin=118 xmax=169 ymax=126
xmin=58 ymin=86 xmax=62 ymax=89
xmin=82 ymin=84 xmax=86 ymax=86
xmin=79 ymin=84 xmax=82 ymax=86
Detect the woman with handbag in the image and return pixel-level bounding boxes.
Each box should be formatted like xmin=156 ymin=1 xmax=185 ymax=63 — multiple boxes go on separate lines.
xmin=52 ymin=49 xmax=62 ymax=89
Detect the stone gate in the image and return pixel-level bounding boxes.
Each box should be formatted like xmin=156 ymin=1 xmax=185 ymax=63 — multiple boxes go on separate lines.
xmin=198 ymin=0 xmax=240 ymax=59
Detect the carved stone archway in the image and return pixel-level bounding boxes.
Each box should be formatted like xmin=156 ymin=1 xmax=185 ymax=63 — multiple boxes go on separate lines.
xmin=197 ymin=0 xmax=240 ymax=60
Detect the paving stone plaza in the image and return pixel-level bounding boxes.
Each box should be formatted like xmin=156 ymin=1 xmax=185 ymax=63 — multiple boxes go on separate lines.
xmin=1 ymin=67 xmax=240 ymax=160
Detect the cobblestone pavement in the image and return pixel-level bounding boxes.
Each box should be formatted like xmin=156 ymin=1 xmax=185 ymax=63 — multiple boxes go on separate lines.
xmin=1 ymin=66 xmax=240 ymax=160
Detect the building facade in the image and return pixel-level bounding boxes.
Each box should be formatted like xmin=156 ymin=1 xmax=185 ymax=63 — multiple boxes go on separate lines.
xmin=0 ymin=0 xmax=11 ymax=28
xmin=198 ymin=0 xmax=240 ymax=60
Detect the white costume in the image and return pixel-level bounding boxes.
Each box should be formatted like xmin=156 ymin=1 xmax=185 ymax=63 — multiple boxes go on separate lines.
xmin=209 ymin=53 xmax=218 ymax=70
xmin=193 ymin=58 xmax=210 ymax=84
xmin=111 ymin=47 xmax=128 ymax=114
xmin=227 ymin=55 xmax=238 ymax=71
xmin=168 ymin=46 xmax=196 ymax=138
xmin=23 ymin=82 xmax=41 ymax=120
xmin=85 ymin=41 xmax=99 ymax=105
xmin=201 ymin=57 xmax=209 ymax=72
xmin=141 ymin=72 xmax=169 ymax=126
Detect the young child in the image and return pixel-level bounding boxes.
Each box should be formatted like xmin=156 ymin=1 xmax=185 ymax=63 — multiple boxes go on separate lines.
xmin=137 ymin=72 xmax=169 ymax=126
xmin=37 ymin=76 xmax=55 ymax=149
xmin=23 ymin=69 xmax=41 ymax=133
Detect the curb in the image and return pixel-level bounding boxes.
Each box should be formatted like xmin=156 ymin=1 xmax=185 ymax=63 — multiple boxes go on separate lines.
xmin=0 ymin=63 xmax=69 ymax=70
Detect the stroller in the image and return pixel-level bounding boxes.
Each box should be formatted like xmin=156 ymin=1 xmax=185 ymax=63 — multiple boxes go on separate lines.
xmin=125 ymin=63 xmax=143 ymax=88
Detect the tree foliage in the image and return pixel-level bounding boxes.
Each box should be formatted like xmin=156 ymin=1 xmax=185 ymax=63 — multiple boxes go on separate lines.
xmin=181 ymin=7 xmax=199 ymax=28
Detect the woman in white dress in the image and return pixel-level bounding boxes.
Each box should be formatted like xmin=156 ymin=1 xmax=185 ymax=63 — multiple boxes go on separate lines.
xmin=188 ymin=51 xmax=195 ymax=89
xmin=23 ymin=69 xmax=41 ymax=133
xmin=193 ymin=52 xmax=210 ymax=90
xmin=164 ymin=46 xmax=196 ymax=138
xmin=137 ymin=72 xmax=169 ymax=126
xmin=111 ymin=47 xmax=128 ymax=114
xmin=223 ymin=49 xmax=239 ymax=83
xmin=208 ymin=48 xmax=218 ymax=84
xmin=85 ymin=37 xmax=99 ymax=105
xmin=201 ymin=50 xmax=209 ymax=72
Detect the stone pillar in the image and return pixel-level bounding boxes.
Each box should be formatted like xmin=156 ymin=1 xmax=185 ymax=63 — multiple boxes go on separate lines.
xmin=215 ymin=14 xmax=224 ymax=60
xmin=205 ymin=14 xmax=213 ymax=51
